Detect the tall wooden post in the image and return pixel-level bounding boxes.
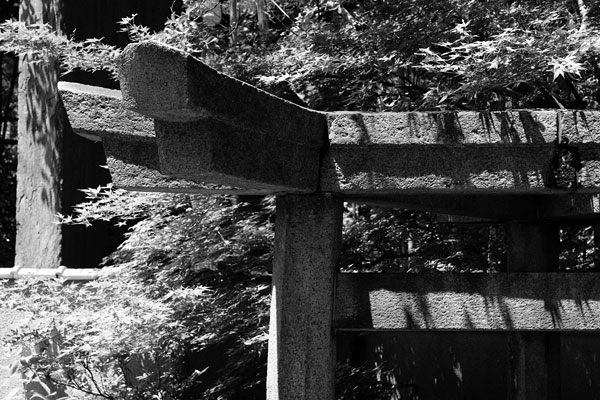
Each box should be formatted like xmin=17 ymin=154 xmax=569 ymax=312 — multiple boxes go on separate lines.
xmin=17 ymin=3 xmax=68 ymax=398
xmin=267 ymin=194 xmax=342 ymax=400
xmin=15 ymin=0 xmax=65 ymax=269
xmin=506 ymin=222 xmax=561 ymax=400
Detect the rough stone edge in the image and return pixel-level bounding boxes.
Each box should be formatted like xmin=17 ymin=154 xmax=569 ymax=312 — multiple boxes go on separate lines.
xmin=326 ymin=110 xmax=600 ymax=144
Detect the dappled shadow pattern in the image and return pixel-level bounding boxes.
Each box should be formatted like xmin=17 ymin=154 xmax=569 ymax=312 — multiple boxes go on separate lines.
xmin=335 ymin=273 xmax=600 ymax=330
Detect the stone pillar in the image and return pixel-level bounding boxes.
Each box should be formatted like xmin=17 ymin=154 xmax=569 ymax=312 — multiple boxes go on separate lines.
xmin=267 ymin=194 xmax=343 ymax=400
xmin=506 ymin=222 xmax=560 ymax=400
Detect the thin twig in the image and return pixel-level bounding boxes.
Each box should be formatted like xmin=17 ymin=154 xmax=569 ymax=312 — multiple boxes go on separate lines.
xmin=82 ymin=360 xmax=111 ymax=399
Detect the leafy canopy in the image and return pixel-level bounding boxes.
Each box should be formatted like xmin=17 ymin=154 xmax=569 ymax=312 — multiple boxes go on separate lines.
xmin=0 ymin=0 xmax=597 ymax=110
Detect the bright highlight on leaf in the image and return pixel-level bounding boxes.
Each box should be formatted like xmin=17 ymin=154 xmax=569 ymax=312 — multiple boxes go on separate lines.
xmin=550 ymin=55 xmax=584 ymax=81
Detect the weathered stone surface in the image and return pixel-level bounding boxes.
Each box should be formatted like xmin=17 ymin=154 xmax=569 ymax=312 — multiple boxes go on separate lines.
xmin=267 ymin=194 xmax=342 ymax=400
xmin=321 ymin=144 xmax=557 ymax=192
xmin=326 ymin=110 xmax=600 ymax=145
xmin=505 ymin=221 xmax=560 ymax=400
xmin=59 ymin=82 xmax=246 ymax=193
xmin=58 ymin=82 xmax=153 ymax=139
xmin=154 ymin=120 xmax=319 ymax=192
xmin=346 ymin=192 xmax=600 ymax=222
xmin=335 ymin=273 xmax=600 ymax=330
xmin=114 ymin=41 xmax=600 ymax=198
xmin=537 ymin=193 xmax=600 ymax=221
xmin=117 ymin=41 xmax=326 ymax=192
xmin=506 ymin=222 xmax=558 ymax=272
xmin=117 ymin=41 xmax=326 ymax=144
xmin=321 ymin=111 xmax=600 ymax=193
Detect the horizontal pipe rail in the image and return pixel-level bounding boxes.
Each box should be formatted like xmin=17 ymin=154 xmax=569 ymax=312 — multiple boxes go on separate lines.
xmin=0 ymin=266 xmax=99 ymax=280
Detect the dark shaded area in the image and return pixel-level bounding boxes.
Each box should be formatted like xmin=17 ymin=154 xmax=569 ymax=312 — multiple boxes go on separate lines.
xmin=62 ymin=0 xmax=183 ymax=88
xmin=0 ymin=143 xmax=16 ymax=267
xmin=0 ymin=1 xmax=19 ymax=267
xmin=52 ymin=1 xmax=182 ymax=267
xmin=337 ymin=331 xmax=508 ymax=400
xmin=337 ymin=332 xmax=600 ymax=400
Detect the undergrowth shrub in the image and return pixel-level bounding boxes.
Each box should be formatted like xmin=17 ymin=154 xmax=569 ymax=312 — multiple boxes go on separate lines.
xmin=2 ymin=191 xmax=273 ymax=400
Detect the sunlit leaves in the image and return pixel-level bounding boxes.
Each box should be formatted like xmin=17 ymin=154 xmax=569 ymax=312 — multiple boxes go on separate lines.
xmin=550 ymin=54 xmax=584 ymax=80
xmin=0 ymin=20 xmax=121 ymax=79
xmin=417 ymin=4 xmax=600 ymax=109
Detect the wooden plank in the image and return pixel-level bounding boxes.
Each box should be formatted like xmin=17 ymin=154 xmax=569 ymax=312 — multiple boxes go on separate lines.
xmin=335 ymin=273 xmax=600 ymax=331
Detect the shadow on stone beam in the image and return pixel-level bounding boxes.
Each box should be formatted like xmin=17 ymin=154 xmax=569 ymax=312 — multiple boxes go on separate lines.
xmin=117 ymin=41 xmax=327 ymax=192
xmin=335 ymin=272 xmax=600 ymax=331
xmin=115 ymin=41 xmax=600 ymax=200
xmin=59 ymin=82 xmax=275 ymax=195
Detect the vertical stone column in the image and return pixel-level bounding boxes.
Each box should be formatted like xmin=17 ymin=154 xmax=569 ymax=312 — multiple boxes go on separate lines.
xmin=267 ymin=194 xmax=343 ymax=400
xmin=506 ymin=222 xmax=561 ymax=400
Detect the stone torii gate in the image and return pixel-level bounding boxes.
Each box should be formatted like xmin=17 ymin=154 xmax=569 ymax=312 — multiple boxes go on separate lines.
xmin=61 ymin=41 xmax=600 ymax=400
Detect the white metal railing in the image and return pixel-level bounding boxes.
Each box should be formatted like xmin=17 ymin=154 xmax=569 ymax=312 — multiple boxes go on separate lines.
xmin=0 ymin=266 xmax=99 ymax=280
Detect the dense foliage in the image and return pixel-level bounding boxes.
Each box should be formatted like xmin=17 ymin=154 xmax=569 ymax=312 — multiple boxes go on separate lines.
xmin=120 ymin=0 xmax=600 ymax=111
xmin=0 ymin=1 xmax=597 ymax=111
xmin=3 ymin=192 xmax=273 ymax=400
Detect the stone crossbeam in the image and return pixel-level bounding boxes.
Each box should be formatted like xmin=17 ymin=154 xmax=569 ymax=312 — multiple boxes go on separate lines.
xmin=321 ymin=111 xmax=600 ymax=193
xmin=115 ymin=41 xmax=600 ymax=197
xmin=60 ymin=45 xmax=600 ymax=220
xmin=117 ymin=41 xmax=326 ymax=192
xmin=59 ymin=82 xmax=264 ymax=194
xmin=335 ymin=273 xmax=600 ymax=331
